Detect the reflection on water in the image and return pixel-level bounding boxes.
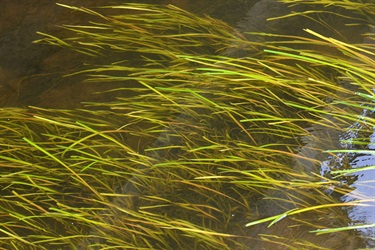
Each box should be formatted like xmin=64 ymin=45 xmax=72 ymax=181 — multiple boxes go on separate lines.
xmin=344 ymin=165 xmax=375 ymax=247
xmin=346 ymin=109 xmax=375 ymax=248
xmin=0 ymin=0 xmax=374 ymax=249
xmin=319 ymin=106 xmax=375 ymax=248
xmin=342 ymin=129 xmax=375 ymax=247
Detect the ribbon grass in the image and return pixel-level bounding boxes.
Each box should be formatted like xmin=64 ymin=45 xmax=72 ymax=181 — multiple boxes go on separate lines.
xmin=1 ymin=0 xmax=374 ymax=249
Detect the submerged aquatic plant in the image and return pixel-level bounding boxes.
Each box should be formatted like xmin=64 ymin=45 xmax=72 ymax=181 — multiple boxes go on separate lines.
xmin=1 ymin=0 xmax=374 ymax=249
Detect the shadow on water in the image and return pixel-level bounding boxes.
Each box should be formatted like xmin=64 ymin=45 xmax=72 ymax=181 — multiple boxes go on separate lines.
xmin=0 ymin=0 xmax=374 ymax=249
xmin=0 ymin=0 xmax=252 ymax=108
xmin=0 ymin=0 xmax=121 ymax=107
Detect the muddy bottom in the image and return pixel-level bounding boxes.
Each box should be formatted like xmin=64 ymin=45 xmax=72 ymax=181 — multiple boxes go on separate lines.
xmin=0 ymin=0 xmax=253 ymax=108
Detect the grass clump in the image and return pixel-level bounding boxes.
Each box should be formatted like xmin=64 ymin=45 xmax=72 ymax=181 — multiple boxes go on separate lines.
xmin=1 ymin=1 xmax=374 ymax=249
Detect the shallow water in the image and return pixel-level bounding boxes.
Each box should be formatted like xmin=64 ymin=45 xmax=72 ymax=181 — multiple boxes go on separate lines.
xmin=0 ymin=0 xmax=253 ymax=108
xmin=1 ymin=0 xmax=374 ymax=249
